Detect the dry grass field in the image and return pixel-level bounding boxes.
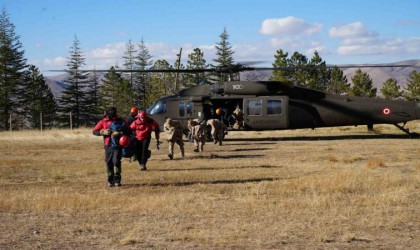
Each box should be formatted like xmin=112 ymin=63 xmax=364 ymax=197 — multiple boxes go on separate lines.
xmin=0 ymin=122 xmax=419 ymax=249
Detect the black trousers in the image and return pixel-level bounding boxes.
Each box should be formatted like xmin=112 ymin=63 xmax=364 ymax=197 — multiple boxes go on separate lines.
xmin=104 ymin=145 xmax=122 ymax=183
xmin=134 ymin=138 xmax=151 ymax=166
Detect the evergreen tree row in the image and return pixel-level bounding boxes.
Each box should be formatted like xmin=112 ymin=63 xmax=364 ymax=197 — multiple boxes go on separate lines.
xmin=0 ymin=7 xmax=419 ymax=131
xmin=0 ymin=8 xmax=56 ymax=130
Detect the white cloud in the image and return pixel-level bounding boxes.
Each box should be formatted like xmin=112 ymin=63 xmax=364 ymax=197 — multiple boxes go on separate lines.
xmin=260 ymin=16 xmax=322 ymax=36
xmin=405 ymin=37 xmax=420 ymax=53
xmin=329 ymin=22 xmax=377 ymax=39
xmin=258 ymin=16 xmax=327 ymax=61
xmin=306 ymin=42 xmax=329 ymax=56
xmin=330 ymin=22 xmax=420 ymax=56
xmin=89 ymin=43 xmax=126 ymax=59
xmin=43 ymin=56 xmax=67 ymax=66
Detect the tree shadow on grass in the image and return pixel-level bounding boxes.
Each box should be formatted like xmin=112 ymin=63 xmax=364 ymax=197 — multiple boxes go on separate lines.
xmin=165 ymin=154 xmax=265 ymax=161
xmin=122 ymin=177 xmax=278 ymax=188
xmin=224 ymin=133 xmax=413 ymax=142
xmin=153 ymin=164 xmax=282 ymax=172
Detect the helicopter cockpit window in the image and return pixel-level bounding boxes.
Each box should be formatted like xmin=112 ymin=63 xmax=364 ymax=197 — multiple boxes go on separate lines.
xmin=247 ymin=100 xmax=262 ymax=116
xmin=148 ymin=100 xmax=166 ymax=115
xmin=187 ymin=102 xmax=193 ymax=117
xmin=267 ymin=100 xmax=282 ymax=115
xmin=179 ymin=100 xmax=185 ymax=117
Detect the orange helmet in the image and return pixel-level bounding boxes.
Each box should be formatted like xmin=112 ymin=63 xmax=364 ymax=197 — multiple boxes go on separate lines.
xmin=216 ymin=108 xmax=222 ymax=115
xmin=119 ymin=135 xmax=130 ymax=147
xmin=130 ymin=106 xmax=138 ymax=114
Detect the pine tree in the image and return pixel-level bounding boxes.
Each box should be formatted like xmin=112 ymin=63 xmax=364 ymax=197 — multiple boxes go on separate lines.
xmin=58 ymin=35 xmax=90 ymax=128
xmin=349 ymin=69 xmax=376 ymax=97
xmin=307 ymin=51 xmax=330 ymax=91
xmin=212 ymin=27 xmax=235 ymax=82
xmin=148 ymin=60 xmax=175 ymax=106
xmin=403 ymin=70 xmax=419 ymax=101
xmin=287 ymin=51 xmax=308 ymax=85
xmin=134 ymin=38 xmax=153 ymax=109
xmin=99 ymin=66 xmax=134 ymax=114
xmin=327 ymin=67 xmax=349 ymax=95
xmin=270 ymin=49 xmax=289 ymax=82
xmin=185 ymin=48 xmax=208 ymax=87
xmin=80 ymin=71 xmax=101 ymax=125
xmin=25 ymin=65 xmax=57 ymax=128
xmin=380 ymin=78 xmax=401 ymax=100
xmin=0 ymin=8 xmax=28 ymax=130
xmin=123 ymin=39 xmax=137 ymax=91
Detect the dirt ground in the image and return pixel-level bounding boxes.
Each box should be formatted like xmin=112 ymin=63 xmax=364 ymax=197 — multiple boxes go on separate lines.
xmin=0 ymin=124 xmax=419 ymax=249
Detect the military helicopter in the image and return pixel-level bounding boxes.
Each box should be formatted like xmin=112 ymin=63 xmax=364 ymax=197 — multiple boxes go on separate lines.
xmin=144 ymin=64 xmax=420 ymax=137
xmin=53 ymin=63 xmax=420 ymax=137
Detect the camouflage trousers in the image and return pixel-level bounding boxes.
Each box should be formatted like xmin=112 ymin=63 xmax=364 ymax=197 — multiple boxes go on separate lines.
xmin=193 ymin=137 xmax=206 ymax=152
xmin=168 ymin=138 xmax=185 ymax=157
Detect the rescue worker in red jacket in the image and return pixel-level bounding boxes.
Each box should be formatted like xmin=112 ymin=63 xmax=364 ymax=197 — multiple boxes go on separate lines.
xmin=130 ymin=111 xmax=160 ymax=171
xmin=93 ymin=107 xmax=129 ymax=187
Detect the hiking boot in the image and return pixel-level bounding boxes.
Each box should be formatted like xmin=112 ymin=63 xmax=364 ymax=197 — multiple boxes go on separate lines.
xmin=168 ymin=154 xmax=173 ymax=160
xmin=140 ymin=165 xmax=147 ymax=171
xmin=193 ymin=149 xmax=199 ymax=152
xmin=115 ymin=182 xmax=121 ymax=187
xmin=108 ymin=182 xmax=115 ymax=187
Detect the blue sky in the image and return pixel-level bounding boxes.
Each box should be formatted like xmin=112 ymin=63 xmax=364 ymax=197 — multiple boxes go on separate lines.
xmin=3 ymin=0 xmax=420 ymax=75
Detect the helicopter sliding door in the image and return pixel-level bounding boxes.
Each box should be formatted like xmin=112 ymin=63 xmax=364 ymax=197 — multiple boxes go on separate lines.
xmin=167 ymin=99 xmax=194 ymax=120
xmin=243 ymin=96 xmax=289 ymax=130
xmin=166 ymin=98 xmax=199 ymax=130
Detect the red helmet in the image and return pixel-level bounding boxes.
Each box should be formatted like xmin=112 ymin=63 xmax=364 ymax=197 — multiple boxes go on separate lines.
xmin=139 ymin=111 xmax=147 ymax=118
xmin=130 ymin=106 xmax=138 ymax=114
xmin=119 ymin=135 xmax=130 ymax=147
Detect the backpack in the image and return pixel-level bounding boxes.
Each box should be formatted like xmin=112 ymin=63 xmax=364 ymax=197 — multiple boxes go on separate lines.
xmin=109 ymin=118 xmax=127 ymax=149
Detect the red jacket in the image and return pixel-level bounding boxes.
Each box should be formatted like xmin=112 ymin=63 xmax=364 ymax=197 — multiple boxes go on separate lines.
xmin=130 ymin=117 xmax=160 ymax=141
xmin=93 ymin=115 xmax=127 ymax=146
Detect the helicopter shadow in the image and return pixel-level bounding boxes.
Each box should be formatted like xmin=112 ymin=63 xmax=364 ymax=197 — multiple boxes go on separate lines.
xmin=225 ymin=133 xmax=414 ymax=142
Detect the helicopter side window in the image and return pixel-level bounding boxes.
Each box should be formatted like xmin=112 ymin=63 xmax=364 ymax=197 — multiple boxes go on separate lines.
xmin=148 ymin=100 xmax=166 ymax=115
xmin=267 ymin=100 xmax=282 ymax=115
xmin=247 ymin=100 xmax=262 ymax=116
xmin=179 ymin=100 xmax=185 ymax=117
xmin=187 ymin=102 xmax=193 ymax=117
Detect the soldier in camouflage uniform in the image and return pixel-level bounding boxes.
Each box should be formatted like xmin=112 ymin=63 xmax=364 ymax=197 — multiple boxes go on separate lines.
xmin=189 ymin=119 xmax=206 ymax=152
xmin=164 ymin=118 xmax=185 ymax=160
xmin=231 ymin=106 xmax=244 ymax=130
xmin=206 ymin=118 xmax=225 ymax=145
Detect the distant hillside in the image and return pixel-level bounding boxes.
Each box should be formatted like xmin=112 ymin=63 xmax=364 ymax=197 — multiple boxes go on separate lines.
xmin=341 ymin=60 xmax=420 ymax=90
xmin=44 ymin=60 xmax=419 ymax=98
xmin=241 ymin=60 xmax=420 ymax=91
xmin=44 ymin=74 xmax=67 ymax=97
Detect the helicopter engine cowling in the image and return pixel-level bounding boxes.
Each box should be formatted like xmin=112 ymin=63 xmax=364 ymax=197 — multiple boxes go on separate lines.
xmin=220 ymin=81 xmax=291 ymax=95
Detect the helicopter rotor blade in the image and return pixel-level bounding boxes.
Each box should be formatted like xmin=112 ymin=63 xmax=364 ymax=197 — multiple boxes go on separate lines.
xmin=48 ymin=63 xmax=419 ymax=74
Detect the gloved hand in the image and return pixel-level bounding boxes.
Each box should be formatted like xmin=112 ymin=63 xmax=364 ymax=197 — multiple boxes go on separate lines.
xmin=100 ymin=129 xmax=111 ymax=136
xmin=111 ymin=131 xmax=122 ymax=138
